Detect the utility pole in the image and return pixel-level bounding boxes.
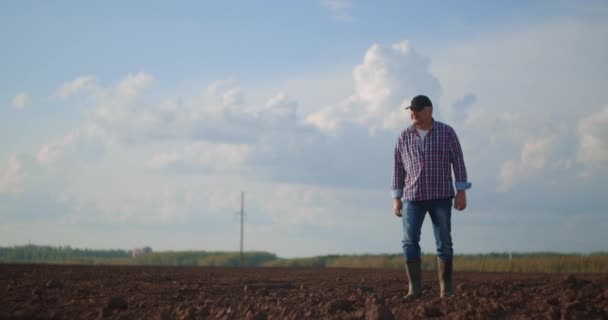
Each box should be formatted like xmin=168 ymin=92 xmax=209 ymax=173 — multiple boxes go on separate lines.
xmin=239 ymin=191 xmax=244 ymax=267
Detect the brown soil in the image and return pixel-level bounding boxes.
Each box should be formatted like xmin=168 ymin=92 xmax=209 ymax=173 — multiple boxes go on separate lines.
xmin=1 ymin=264 xmax=607 ymax=319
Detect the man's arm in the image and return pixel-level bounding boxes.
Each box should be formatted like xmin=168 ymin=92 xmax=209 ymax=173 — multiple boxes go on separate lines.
xmin=392 ymin=135 xmax=406 ymax=217
xmin=448 ymin=128 xmax=471 ymax=210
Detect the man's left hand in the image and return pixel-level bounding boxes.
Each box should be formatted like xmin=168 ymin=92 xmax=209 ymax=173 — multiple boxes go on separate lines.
xmin=454 ymin=191 xmax=467 ymax=211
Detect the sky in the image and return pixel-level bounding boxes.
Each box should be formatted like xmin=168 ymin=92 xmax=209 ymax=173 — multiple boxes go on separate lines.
xmin=1 ymin=1 xmax=607 ymax=258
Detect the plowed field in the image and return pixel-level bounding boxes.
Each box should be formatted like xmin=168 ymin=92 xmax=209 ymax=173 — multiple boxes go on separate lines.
xmin=1 ymin=264 xmax=607 ymax=319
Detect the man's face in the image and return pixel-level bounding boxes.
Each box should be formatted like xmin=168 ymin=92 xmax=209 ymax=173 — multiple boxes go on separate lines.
xmin=410 ymin=106 xmax=433 ymax=125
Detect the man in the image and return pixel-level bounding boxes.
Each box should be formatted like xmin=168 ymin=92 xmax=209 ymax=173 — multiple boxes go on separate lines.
xmin=391 ymin=95 xmax=471 ymax=300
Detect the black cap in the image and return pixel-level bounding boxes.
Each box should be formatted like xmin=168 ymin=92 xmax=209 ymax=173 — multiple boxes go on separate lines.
xmin=405 ymin=95 xmax=433 ymax=111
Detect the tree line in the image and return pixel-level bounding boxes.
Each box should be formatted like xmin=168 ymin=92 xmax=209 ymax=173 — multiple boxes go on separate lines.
xmin=1 ymin=245 xmax=607 ymax=273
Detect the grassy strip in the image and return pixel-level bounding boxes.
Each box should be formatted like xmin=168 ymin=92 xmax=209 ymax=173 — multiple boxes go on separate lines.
xmin=1 ymin=245 xmax=607 ymax=273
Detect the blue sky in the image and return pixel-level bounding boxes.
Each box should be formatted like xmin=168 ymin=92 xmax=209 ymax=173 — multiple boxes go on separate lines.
xmin=1 ymin=1 xmax=607 ymax=257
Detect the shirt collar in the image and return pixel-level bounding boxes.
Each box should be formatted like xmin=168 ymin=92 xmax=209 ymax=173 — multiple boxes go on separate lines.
xmin=407 ymin=119 xmax=435 ymax=135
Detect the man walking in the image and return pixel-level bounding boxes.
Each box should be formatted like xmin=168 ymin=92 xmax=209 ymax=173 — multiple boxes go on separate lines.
xmin=391 ymin=95 xmax=471 ymax=300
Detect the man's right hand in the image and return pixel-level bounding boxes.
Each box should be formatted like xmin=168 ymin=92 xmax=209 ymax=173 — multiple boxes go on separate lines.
xmin=393 ymin=198 xmax=403 ymax=217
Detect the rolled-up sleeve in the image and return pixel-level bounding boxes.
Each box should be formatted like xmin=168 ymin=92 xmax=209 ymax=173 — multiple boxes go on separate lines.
xmin=448 ymin=128 xmax=471 ymax=191
xmin=392 ymin=135 xmax=406 ymax=198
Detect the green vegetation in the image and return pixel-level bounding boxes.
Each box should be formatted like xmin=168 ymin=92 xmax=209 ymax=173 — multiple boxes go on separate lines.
xmin=0 ymin=245 xmax=276 ymax=267
xmin=133 ymin=251 xmax=277 ymax=267
xmin=1 ymin=245 xmax=607 ymax=273
xmin=265 ymin=253 xmax=608 ymax=273
xmin=0 ymin=244 xmax=130 ymax=264
xmin=454 ymin=252 xmax=608 ymax=273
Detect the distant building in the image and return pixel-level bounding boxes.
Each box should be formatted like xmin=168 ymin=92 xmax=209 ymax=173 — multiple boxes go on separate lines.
xmin=132 ymin=246 xmax=152 ymax=258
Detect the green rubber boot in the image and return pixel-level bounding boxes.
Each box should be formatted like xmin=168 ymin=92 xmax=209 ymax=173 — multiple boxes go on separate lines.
xmin=438 ymin=258 xmax=453 ymax=298
xmin=404 ymin=260 xmax=422 ymax=301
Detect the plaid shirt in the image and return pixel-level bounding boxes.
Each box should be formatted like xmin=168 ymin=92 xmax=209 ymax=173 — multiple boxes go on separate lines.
xmin=392 ymin=120 xmax=471 ymax=201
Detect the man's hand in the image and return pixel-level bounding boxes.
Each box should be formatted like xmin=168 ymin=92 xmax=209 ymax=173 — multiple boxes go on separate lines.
xmin=454 ymin=191 xmax=467 ymax=211
xmin=393 ymin=198 xmax=403 ymax=217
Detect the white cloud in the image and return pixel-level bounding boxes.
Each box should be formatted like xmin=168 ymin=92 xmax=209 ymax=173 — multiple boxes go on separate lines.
xmin=34 ymin=42 xmax=440 ymax=192
xmin=320 ymin=0 xmax=353 ymax=21
xmin=355 ymin=41 xmax=442 ymax=130
xmin=577 ymin=106 xmax=608 ymax=167
xmin=222 ymin=87 xmax=244 ymax=108
xmin=0 ymin=154 xmax=27 ymax=194
xmin=116 ymin=72 xmax=154 ymax=97
xmin=56 ymin=75 xmax=98 ymax=99
xmin=262 ymin=91 xmax=298 ymax=125
xmin=5 ymin=13 xmax=608 ymax=256
xmin=307 ymin=40 xmax=441 ymax=134
xmin=433 ymin=19 xmax=608 ymax=126
xmin=146 ymin=142 xmax=251 ymax=172
xmin=36 ymin=129 xmax=81 ymax=165
xmin=498 ymin=135 xmax=557 ymax=192
xmin=11 ymin=92 xmax=29 ymax=110
xmin=451 ymin=93 xmax=476 ymax=126
xmin=431 ymin=18 xmax=608 ymax=193
xmin=33 ymin=67 xmax=397 ymax=229
xmin=80 ymin=75 xmax=261 ymax=147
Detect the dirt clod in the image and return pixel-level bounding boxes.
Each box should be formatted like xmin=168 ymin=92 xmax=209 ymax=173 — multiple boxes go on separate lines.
xmin=365 ymin=303 xmax=394 ymax=320
xmin=45 ymin=279 xmax=63 ymax=289
xmin=107 ymin=295 xmax=129 ymax=310
xmin=326 ymin=298 xmax=353 ymax=313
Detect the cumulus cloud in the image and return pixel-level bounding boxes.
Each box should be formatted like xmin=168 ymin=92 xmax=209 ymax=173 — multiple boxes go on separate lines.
xmin=74 ymin=73 xmax=182 ymax=146
xmin=56 ymin=67 xmax=382 ymax=190
xmin=431 ymin=18 xmax=608 ymax=196
xmin=56 ymin=42 xmax=440 ymax=190
xmin=451 ymin=93 xmax=477 ymax=126
xmin=307 ymin=41 xmax=441 ymax=134
xmin=12 ymin=20 xmax=608 ymax=226
xmin=116 ymin=72 xmax=154 ymax=98
xmin=11 ymin=92 xmax=29 ymax=110
xmin=265 ymin=91 xmax=297 ymax=116
xmin=56 ymin=75 xmax=98 ymax=99
xmin=36 ymin=129 xmax=81 ymax=165
xmin=47 ymin=58 xmax=420 ymax=191
xmin=577 ymin=106 xmax=608 ymax=168
xmin=222 ymin=87 xmax=244 ymax=108
xmin=80 ymin=76 xmax=261 ymax=146
xmin=3 ymin=7 xmax=608 ymax=257
xmin=498 ymin=136 xmax=558 ymax=192
xmin=261 ymin=91 xmax=299 ymax=127
xmin=0 ymin=154 xmax=27 ymax=194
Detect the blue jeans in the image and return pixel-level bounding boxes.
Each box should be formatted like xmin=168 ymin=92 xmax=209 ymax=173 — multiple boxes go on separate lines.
xmin=401 ymin=198 xmax=453 ymax=261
